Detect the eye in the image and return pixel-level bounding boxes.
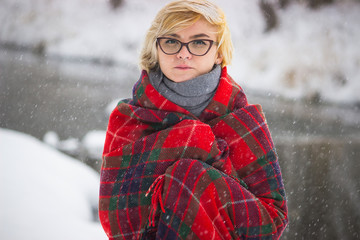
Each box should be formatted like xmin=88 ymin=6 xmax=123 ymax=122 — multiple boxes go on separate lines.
xmin=192 ymin=40 xmax=207 ymax=46
xmin=164 ymin=39 xmax=178 ymax=45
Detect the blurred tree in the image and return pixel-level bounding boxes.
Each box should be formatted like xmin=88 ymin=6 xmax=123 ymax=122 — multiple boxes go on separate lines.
xmin=306 ymin=0 xmax=334 ymax=8
xmin=259 ymin=0 xmax=359 ymax=32
xmin=260 ymin=0 xmax=278 ymax=32
xmin=279 ymin=0 xmax=290 ymax=8
xmin=109 ymin=0 xmax=124 ymax=9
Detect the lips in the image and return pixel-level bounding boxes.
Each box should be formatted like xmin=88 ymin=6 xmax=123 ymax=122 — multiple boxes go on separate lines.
xmin=175 ymin=65 xmax=192 ymax=70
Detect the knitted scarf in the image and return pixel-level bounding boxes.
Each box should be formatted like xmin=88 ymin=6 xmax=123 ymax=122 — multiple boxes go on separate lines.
xmin=148 ymin=64 xmax=221 ymax=116
xmin=99 ymin=67 xmax=288 ymax=239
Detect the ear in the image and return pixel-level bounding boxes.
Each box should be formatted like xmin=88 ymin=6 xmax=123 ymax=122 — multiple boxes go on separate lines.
xmin=215 ymin=52 xmax=223 ymax=65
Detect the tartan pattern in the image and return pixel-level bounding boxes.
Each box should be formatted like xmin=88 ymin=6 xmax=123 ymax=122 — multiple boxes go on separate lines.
xmin=99 ymin=67 xmax=288 ymax=239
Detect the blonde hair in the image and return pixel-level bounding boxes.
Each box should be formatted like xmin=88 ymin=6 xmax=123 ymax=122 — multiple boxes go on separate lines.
xmin=139 ymin=0 xmax=233 ymax=72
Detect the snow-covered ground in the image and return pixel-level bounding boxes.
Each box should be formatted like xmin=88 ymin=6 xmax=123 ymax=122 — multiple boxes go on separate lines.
xmin=0 ymin=0 xmax=359 ymax=104
xmin=0 ymin=128 xmax=107 ymax=240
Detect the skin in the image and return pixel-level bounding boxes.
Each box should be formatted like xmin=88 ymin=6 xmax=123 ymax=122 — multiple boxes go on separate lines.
xmin=157 ymin=18 xmax=223 ymax=82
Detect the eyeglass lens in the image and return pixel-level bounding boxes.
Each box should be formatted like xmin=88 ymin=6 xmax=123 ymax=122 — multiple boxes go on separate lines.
xmin=158 ymin=38 xmax=213 ymax=56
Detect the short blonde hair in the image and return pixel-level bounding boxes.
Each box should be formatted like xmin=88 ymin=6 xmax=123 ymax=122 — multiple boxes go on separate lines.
xmin=139 ymin=0 xmax=233 ymax=72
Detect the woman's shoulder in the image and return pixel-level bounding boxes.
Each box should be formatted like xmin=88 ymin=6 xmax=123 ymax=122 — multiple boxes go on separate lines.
xmin=216 ymin=67 xmax=249 ymax=110
xmin=220 ymin=67 xmax=245 ymax=94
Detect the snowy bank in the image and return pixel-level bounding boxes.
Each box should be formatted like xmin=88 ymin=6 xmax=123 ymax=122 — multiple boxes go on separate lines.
xmin=0 ymin=0 xmax=359 ymax=104
xmin=0 ymin=128 xmax=106 ymax=240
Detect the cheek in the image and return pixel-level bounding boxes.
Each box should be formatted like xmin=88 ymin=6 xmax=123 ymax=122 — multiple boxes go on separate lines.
xmin=157 ymin=57 xmax=165 ymax=71
xmin=201 ymin=53 xmax=218 ymax=70
xmin=158 ymin=59 xmax=167 ymax=73
xmin=158 ymin=54 xmax=174 ymax=76
xmin=158 ymin=52 xmax=171 ymax=67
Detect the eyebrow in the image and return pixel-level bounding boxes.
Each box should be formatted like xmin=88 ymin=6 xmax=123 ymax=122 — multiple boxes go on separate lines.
xmin=167 ymin=33 xmax=211 ymax=39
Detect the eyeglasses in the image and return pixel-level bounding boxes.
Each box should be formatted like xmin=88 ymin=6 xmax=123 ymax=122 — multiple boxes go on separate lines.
xmin=157 ymin=37 xmax=217 ymax=56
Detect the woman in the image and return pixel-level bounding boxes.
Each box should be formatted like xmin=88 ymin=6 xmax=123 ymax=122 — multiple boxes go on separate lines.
xmin=99 ymin=0 xmax=288 ymax=239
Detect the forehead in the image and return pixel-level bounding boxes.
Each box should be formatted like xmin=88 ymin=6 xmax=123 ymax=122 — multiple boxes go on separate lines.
xmin=166 ymin=18 xmax=218 ymax=40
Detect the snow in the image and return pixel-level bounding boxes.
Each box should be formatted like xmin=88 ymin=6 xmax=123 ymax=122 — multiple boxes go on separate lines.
xmin=230 ymin=2 xmax=360 ymax=103
xmin=0 ymin=128 xmax=107 ymax=240
xmin=82 ymin=130 xmax=107 ymax=160
xmin=43 ymin=131 xmax=82 ymax=154
xmin=43 ymin=130 xmax=106 ymax=166
xmin=0 ymin=0 xmax=359 ymax=104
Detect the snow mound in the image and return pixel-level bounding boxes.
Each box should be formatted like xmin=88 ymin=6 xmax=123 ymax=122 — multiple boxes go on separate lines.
xmin=0 ymin=128 xmax=106 ymax=240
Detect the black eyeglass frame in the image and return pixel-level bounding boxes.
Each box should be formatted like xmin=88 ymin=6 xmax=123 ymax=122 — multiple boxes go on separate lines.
xmin=156 ymin=37 xmax=218 ymax=56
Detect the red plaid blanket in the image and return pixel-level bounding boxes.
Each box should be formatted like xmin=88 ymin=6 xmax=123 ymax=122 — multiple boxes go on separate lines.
xmin=99 ymin=67 xmax=288 ymax=239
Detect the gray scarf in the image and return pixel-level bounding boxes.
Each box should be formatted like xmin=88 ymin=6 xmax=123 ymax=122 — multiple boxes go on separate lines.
xmin=148 ymin=65 xmax=221 ymax=116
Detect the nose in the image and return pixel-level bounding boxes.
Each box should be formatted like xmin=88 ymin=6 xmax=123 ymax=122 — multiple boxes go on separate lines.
xmin=176 ymin=45 xmax=192 ymax=60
